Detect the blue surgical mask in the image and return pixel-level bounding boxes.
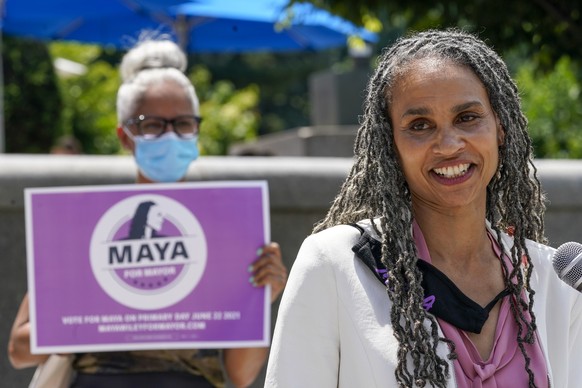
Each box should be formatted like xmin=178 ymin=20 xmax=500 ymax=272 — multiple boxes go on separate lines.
xmin=126 ymin=129 xmax=199 ymax=182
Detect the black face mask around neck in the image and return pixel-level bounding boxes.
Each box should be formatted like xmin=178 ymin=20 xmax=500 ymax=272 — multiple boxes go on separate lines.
xmin=350 ymin=224 xmax=510 ymax=334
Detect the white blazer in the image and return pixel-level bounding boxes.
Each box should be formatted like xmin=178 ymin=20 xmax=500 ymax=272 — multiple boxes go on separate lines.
xmin=265 ymin=221 xmax=582 ymax=387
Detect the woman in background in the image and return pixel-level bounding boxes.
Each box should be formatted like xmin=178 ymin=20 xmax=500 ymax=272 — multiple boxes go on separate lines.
xmin=9 ymin=37 xmax=287 ymax=388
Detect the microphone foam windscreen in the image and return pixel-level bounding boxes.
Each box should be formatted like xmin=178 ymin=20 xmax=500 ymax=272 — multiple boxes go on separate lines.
xmin=553 ymin=241 xmax=582 ymax=288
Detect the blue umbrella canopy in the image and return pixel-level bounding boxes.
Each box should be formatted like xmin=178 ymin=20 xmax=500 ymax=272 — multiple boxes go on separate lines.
xmin=1 ymin=0 xmax=377 ymax=52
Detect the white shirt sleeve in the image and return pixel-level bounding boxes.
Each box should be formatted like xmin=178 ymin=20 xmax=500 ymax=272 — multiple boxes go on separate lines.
xmin=265 ymin=233 xmax=340 ymax=387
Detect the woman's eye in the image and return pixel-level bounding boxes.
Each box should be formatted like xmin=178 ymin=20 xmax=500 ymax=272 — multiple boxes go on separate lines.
xmin=409 ymin=121 xmax=429 ymax=131
xmin=142 ymin=122 xmax=163 ymax=131
xmin=458 ymin=113 xmax=478 ymax=123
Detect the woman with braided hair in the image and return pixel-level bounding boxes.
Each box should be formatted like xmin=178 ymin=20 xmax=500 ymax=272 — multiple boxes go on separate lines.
xmin=265 ymin=29 xmax=582 ymax=387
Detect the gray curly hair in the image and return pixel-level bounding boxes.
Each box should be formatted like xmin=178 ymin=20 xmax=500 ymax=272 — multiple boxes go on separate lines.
xmin=315 ymin=28 xmax=546 ymax=387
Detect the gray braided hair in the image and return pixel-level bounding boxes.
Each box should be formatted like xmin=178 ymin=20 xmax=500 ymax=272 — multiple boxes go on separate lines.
xmin=315 ymin=28 xmax=546 ymax=387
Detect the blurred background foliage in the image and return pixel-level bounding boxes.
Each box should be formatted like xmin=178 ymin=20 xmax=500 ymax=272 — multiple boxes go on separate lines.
xmin=2 ymin=0 xmax=582 ymax=157
xmin=2 ymin=36 xmax=62 ymax=153
xmin=516 ymin=56 xmax=582 ymax=158
xmin=189 ymin=65 xmax=260 ymax=155
xmin=50 ymin=43 xmax=119 ymax=154
xmin=2 ymin=37 xmax=343 ymax=155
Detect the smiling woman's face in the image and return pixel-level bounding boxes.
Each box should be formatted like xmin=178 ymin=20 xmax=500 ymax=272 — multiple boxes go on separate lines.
xmin=389 ymin=58 xmax=504 ymax=214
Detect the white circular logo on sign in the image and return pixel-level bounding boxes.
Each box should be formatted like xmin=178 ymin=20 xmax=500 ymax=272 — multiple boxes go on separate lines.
xmin=90 ymin=194 xmax=207 ymax=310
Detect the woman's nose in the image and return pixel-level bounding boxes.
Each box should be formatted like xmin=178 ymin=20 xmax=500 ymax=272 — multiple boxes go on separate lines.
xmin=433 ymin=126 xmax=465 ymax=155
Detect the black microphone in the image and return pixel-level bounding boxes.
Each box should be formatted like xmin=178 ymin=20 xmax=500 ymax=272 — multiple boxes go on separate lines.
xmin=552 ymin=241 xmax=582 ymax=291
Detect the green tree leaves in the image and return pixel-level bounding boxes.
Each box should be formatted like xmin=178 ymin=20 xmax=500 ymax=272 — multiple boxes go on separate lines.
xmin=51 ymin=42 xmax=120 ymax=154
xmin=517 ymin=57 xmax=582 ymax=158
xmin=190 ymin=66 xmax=260 ymax=155
xmin=2 ymin=36 xmax=62 ymax=153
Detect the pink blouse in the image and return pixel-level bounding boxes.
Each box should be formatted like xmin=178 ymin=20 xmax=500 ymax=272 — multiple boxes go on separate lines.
xmin=412 ymin=221 xmax=549 ymax=387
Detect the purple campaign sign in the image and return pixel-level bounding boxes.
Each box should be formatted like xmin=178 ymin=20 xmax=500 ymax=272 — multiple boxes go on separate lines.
xmin=25 ymin=181 xmax=270 ymax=353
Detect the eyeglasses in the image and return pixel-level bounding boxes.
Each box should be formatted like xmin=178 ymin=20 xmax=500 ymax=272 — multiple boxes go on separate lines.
xmin=124 ymin=115 xmax=202 ymax=140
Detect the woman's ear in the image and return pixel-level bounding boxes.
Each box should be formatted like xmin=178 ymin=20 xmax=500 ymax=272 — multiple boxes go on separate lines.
xmin=117 ymin=126 xmax=134 ymax=152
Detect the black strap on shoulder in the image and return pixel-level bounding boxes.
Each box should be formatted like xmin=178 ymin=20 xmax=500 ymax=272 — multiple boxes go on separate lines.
xmin=349 ymin=223 xmax=388 ymax=285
